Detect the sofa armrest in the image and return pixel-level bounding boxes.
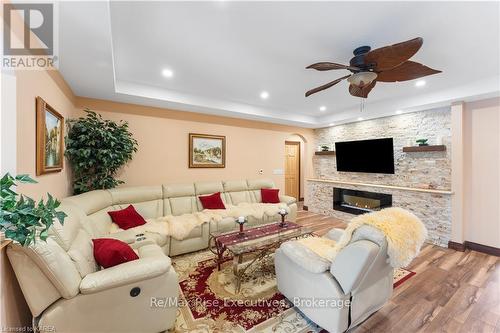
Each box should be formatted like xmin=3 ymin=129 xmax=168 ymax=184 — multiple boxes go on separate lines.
xmin=280 ymin=241 xmax=331 ymax=273
xmin=325 ymin=228 xmax=345 ymax=242
xmin=80 ymin=245 xmax=172 ymax=294
xmin=279 ymin=195 xmax=297 ymax=205
xmin=330 ymin=240 xmax=379 ymax=294
xmin=130 ymin=238 xmax=156 ymax=250
xmin=106 ymin=230 xmax=136 ymax=244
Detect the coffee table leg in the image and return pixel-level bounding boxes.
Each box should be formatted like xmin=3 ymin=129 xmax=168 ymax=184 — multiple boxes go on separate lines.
xmin=233 ymin=255 xmax=242 ymax=293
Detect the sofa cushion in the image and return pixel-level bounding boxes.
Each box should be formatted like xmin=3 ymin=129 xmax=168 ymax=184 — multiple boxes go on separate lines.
xmin=68 ymin=229 xmax=99 ymax=277
xmin=108 ymin=186 xmax=163 ymax=205
xmin=199 ymin=192 xmax=225 ymax=210
xmin=261 ymin=188 xmax=280 ymax=203
xmin=92 ymin=239 xmax=139 ymax=268
xmin=247 ymin=179 xmax=275 ymax=202
xmin=226 ymin=190 xmax=254 ymax=205
xmin=86 ymin=206 xmax=122 ymax=237
xmin=214 ymin=217 xmax=237 ymax=232
xmin=108 ymin=205 xmax=147 ymax=230
xmin=194 ymin=181 xmax=224 ymax=195
xmin=50 ymin=201 xmax=87 ymax=251
xmin=247 ymin=179 xmax=274 ymax=190
xmin=63 ymin=190 xmax=113 ymax=215
xmin=28 ymin=238 xmax=82 ymax=299
xmin=223 ymin=180 xmax=248 ymax=192
xmin=169 ymin=197 xmax=198 ymax=215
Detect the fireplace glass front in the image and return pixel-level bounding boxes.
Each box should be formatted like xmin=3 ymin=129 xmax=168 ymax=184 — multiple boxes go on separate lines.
xmin=333 ymin=187 xmax=392 ymax=215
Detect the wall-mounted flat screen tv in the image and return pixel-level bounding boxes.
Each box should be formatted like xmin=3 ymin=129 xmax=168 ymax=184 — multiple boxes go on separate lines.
xmin=335 ymin=138 xmax=395 ymax=174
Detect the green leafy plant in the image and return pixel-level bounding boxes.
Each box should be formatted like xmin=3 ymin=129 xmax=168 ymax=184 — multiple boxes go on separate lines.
xmin=65 ymin=109 xmax=138 ymax=194
xmin=0 ymin=173 xmax=66 ymax=247
xmin=321 ymin=145 xmax=330 ymax=151
xmin=416 ymin=138 xmax=429 ymax=146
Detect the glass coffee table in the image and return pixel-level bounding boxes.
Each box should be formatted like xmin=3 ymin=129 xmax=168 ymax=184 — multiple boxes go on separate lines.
xmin=209 ymin=222 xmax=313 ymax=293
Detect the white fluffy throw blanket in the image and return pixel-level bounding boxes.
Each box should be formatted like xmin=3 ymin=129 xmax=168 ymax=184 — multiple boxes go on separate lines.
xmin=298 ymin=207 xmax=427 ymax=268
xmin=142 ymin=202 xmax=289 ymax=241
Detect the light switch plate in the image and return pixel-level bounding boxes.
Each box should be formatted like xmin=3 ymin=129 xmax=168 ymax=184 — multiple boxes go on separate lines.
xmin=273 ymin=169 xmax=284 ymax=175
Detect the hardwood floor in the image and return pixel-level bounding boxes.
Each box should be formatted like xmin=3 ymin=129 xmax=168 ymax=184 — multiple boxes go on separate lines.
xmin=294 ymin=209 xmax=500 ymax=333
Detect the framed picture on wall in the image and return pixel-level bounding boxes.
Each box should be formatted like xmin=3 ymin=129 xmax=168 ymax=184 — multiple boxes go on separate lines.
xmin=189 ymin=133 xmax=226 ymax=168
xmin=36 ymin=96 xmax=64 ymax=175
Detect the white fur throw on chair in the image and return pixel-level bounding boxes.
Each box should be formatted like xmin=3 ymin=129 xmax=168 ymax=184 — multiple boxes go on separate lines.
xmin=297 ymin=207 xmax=427 ymax=268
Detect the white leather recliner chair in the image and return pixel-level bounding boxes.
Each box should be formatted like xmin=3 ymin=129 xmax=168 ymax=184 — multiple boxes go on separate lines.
xmin=6 ymin=200 xmax=179 ymax=333
xmin=275 ymin=226 xmax=393 ymax=333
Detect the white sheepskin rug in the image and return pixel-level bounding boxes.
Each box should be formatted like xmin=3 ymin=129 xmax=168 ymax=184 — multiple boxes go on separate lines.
xmin=135 ymin=203 xmax=290 ymax=241
xmin=299 ymin=207 xmax=427 ymax=268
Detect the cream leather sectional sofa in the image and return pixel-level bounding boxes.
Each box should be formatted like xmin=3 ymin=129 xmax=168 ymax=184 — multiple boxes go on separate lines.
xmin=63 ymin=178 xmax=297 ymax=256
xmin=7 ymin=179 xmax=297 ymax=332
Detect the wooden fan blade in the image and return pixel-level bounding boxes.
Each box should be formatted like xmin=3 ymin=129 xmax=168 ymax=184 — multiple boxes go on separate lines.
xmin=305 ymin=75 xmax=350 ymax=97
xmin=306 ymin=62 xmax=359 ymax=71
xmin=364 ymin=37 xmax=423 ymax=71
xmin=376 ymin=61 xmax=441 ymax=82
xmin=349 ymin=80 xmax=377 ymax=98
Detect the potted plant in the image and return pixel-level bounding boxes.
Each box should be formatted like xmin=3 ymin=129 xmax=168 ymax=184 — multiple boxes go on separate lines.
xmin=321 ymin=145 xmax=330 ymax=152
xmin=65 ymin=109 xmax=138 ymax=194
xmin=0 ymin=173 xmax=66 ymax=247
xmin=416 ymin=139 xmax=429 ymax=146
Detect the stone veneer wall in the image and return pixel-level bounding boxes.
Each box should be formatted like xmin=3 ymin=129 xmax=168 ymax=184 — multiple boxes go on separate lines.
xmin=307 ymin=107 xmax=452 ymax=246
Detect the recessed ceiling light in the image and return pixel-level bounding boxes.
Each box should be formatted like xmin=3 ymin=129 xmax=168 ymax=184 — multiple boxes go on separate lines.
xmin=357 ymin=117 xmax=364 ymax=121
xmin=162 ymin=68 xmax=174 ymax=78
xmin=415 ymin=80 xmax=426 ymax=87
xmin=395 ymin=110 xmax=403 ymax=114
xmin=319 ymin=106 xmax=327 ymax=112
xmin=329 ymin=123 xmax=334 ymax=126
xmin=260 ymin=91 xmax=269 ymax=99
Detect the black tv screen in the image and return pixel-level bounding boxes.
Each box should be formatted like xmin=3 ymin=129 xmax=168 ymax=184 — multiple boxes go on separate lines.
xmin=335 ymin=138 xmax=395 ymax=174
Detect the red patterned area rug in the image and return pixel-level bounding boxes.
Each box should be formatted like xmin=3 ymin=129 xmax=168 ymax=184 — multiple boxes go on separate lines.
xmin=171 ymin=250 xmax=415 ymax=333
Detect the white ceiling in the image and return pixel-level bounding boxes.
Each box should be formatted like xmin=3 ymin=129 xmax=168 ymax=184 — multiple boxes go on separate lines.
xmin=58 ymin=1 xmax=500 ymax=128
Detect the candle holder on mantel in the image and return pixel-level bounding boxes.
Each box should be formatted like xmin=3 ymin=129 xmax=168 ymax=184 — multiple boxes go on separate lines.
xmin=235 ymin=216 xmax=248 ymax=237
xmin=278 ymin=209 xmax=288 ymax=228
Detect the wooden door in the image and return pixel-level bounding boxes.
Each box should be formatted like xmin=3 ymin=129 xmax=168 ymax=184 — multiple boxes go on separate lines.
xmin=285 ymin=141 xmax=300 ymax=200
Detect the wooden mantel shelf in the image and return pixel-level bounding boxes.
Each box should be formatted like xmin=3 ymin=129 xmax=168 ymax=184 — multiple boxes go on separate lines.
xmin=307 ymin=178 xmax=453 ymax=195
xmin=315 ymin=151 xmax=336 ymax=155
xmin=403 ymin=145 xmax=446 ymax=152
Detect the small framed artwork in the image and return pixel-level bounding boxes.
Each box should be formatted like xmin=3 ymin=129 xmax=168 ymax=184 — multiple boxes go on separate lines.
xmin=189 ymin=133 xmax=226 ymax=168
xmin=36 ymin=97 xmax=64 ymax=175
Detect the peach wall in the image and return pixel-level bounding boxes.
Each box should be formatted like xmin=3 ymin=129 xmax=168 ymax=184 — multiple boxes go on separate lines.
xmin=73 ymin=99 xmax=315 ymax=195
xmin=15 ymin=70 xmax=76 ymax=200
xmin=463 ymin=98 xmax=500 ymax=248
xmin=451 ymin=102 xmax=465 ymax=243
xmin=7 ymin=69 xmax=315 ymax=331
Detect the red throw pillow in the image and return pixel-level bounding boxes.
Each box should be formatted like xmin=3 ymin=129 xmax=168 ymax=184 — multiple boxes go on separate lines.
xmin=107 ymin=205 xmax=147 ymax=230
xmin=92 ymin=238 xmax=139 ymax=268
xmin=261 ymin=188 xmax=280 ymax=203
xmin=199 ymin=192 xmax=226 ymax=209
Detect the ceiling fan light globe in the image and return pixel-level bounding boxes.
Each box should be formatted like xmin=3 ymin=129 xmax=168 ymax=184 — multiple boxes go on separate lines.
xmin=347 ymin=71 xmax=378 ymax=87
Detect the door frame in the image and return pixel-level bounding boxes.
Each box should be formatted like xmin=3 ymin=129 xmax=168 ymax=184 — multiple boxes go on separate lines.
xmin=285 ymin=140 xmax=301 ymax=200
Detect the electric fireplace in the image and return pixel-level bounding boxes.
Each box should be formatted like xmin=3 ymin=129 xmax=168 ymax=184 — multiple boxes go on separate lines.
xmin=333 ymin=187 xmax=392 ymax=215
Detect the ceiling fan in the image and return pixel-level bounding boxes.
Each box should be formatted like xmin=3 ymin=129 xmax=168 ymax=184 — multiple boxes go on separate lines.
xmin=305 ymin=37 xmax=441 ymax=98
